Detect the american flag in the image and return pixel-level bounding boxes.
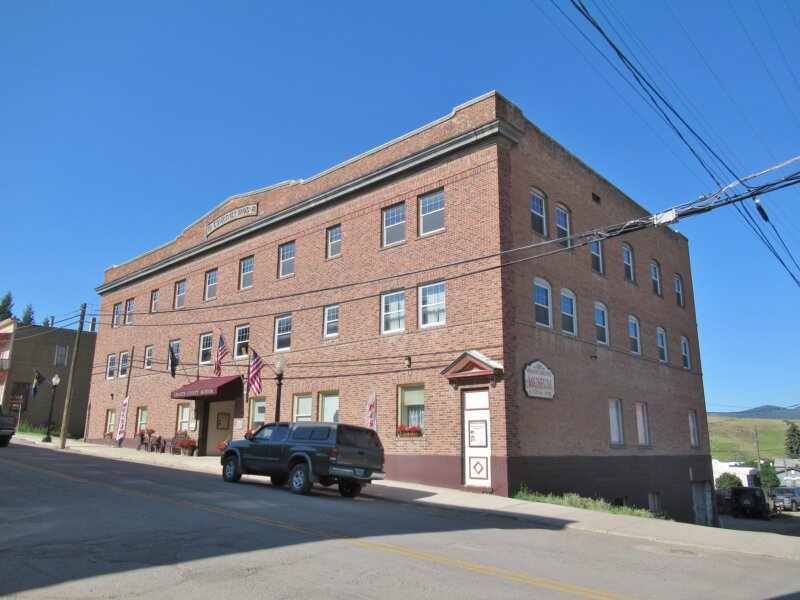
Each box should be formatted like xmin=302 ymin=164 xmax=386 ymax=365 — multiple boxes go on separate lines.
xmin=248 ymin=351 xmax=264 ymax=396
xmin=214 ymin=335 xmax=229 ymax=376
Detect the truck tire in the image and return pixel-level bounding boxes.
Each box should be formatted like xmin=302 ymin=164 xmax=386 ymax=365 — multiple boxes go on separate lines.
xmin=222 ymin=455 xmax=242 ymax=483
xmin=338 ymin=481 xmax=362 ymax=498
xmin=0 ymin=437 xmax=10 ymax=447
xmin=289 ymin=463 xmax=312 ymax=495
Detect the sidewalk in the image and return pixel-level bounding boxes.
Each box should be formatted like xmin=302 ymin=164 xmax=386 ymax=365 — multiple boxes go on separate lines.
xmin=12 ymin=432 xmax=800 ymax=561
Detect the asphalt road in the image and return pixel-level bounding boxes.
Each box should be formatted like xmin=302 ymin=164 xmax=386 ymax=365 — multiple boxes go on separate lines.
xmin=1 ymin=443 xmax=798 ymax=600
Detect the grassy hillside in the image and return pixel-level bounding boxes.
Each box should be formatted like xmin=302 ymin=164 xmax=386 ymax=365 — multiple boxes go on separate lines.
xmin=708 ymin=416 xmax=799 ymax=464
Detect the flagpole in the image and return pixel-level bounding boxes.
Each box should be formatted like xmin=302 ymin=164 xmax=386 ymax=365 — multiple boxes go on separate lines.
xmin=243 ymin=354 xmax=251 ymax=433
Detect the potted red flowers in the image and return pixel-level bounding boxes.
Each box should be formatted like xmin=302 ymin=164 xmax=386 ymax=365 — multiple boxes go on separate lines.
xmin=396 ymin=425 xmax=423 ymax=437
xmin=177 ymin=438 xmax=197 ymax=456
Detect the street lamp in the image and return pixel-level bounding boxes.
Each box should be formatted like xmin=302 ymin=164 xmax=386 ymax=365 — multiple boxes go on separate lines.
xmin=274 ymin=358 xmax=286 ymax=422
xmin=42 ymin=374 xmax=61 ymax=443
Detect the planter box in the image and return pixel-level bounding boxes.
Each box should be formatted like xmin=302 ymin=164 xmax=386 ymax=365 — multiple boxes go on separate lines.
xmin=396 ymin=432 xmax=423 ymax=438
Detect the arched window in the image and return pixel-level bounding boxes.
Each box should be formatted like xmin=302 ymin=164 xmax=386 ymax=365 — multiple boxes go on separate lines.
xmin=628 ymin=316 xmax=641 ymax=355
xmin=534 ymin=278 xmax=552 ymax=327
xmin=530 ymin=189 xmax=547 ymax=236
xmin=555 ymin=204 xmax=571 ymax=248
xmin=595 ymin=302 xmax=609 ymax=345
xmin=675 ymin=275 xmax=685 ymax=307
xmin=561 ymin=288 xmax=577 ymax=335
xmin=656 ymin=327 xmax=668 ymax=363
xmin=651 ymin=261 xmax=662 ymax=296
xmin=622 ymin=245 xmax=634 ymax=281
xmin=681 ymin=336 xmax=691 ymax=369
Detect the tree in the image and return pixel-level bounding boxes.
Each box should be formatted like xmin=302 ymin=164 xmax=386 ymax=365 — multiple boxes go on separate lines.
xmin=0 ymin=292 xmax=12 ymax=320
xmin=758 ymin=462 xmax=781 ymax=488
xmin=41 ymin=316 xmax=52 ymax=327
xmin=20 ymin=303 xmax=35 ymax=325
xmin=716 ymin=472 xmax=743 ymax=489
xmin=785 ymin=420 xmax=800 ymax=458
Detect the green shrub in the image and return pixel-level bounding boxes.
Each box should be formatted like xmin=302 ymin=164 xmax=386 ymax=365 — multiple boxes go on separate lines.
xmin=16 ymin=420 xmax=46 ymax=434
xmin=716 ymin=472 xmax=743 ymax=489
xmin=514 ymin=486 xmax=665 ymax=519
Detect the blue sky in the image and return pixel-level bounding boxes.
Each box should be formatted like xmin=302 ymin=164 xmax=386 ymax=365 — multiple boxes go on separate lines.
xmin=2 ymin=0 xmax=798 ymax=413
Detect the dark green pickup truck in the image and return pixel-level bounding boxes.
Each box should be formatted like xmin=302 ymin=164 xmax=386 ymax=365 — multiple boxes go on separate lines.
xmin=0 ymin=410 xmax=16 ymax=447
xmin=221 ymin=422 xmax=385 ymax=498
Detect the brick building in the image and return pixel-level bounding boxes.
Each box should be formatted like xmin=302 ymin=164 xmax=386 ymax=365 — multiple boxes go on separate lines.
xmin=0 ymin=318 xmax=97 ymax=437
xmin=88 ymin=92 xmax=713 ymax=523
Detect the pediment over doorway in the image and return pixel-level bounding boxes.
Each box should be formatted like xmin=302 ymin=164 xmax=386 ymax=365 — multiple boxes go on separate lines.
xmin=440 ymin=350 xmax=504 ymax=389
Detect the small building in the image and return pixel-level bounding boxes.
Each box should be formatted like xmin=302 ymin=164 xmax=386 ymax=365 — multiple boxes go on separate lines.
xmin=87 ymin=92 xmax=713 ymax=523
xmin=0 ymin=318 xmax=97 ymax=437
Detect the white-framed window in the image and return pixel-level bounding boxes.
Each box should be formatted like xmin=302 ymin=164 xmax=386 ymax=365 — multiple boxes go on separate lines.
xmin=294 ymin=394 xmax=312 ymax=421
xmin=199 ymin=333 xmax=213 ymax=364
xmin=174 ymin=280 xmax=186 ymax=309
xmin=54 ymin=344 xmax=68 ymax=367
xmin=675 ymin=275 xmax=684 ymax=307
xmin=279 ymin=242 xmax=295 ymax=277
xmin=169 ymin=340 xmax=181 ymax=371
xmin=628 ymin=316 xmax=641 ymax=355
xmin=106 ymin=354 xmax=116 ymax=379
xmin=240 ymin=256 xmax=254 ymax=290
xmin=399 ymin=385 xmax=424 ymax=429
xmin=383 ymin=203 xmax=406 ymax=246
xmin=275 ymin=316 xmax=292 ymax=351
xmin=250 ymin=398 xmax=266 ymax=428
xmin=105 ymin=409 xmax=116 ymax=434
xmin=590 ymin=238 xmax=604 ymax=273
xmin=327 ymin=225 xmax=341 ymax=258
xmin=319 ymin=391 xmax=339 ymax=422
xmin=150 ymin=289 xmax=159 ymax=313
xmin=144 ymin=345 xmax=153 ymax=369
xmin=112 ymin=303 xmax=122 ymax=328
xmin=177 ymin=404 xmax=190 ymax=432
xmin=636 ymin=402 xmax=650 ymax=446
xmin=124 ymin=298 xmax=135 ymax=325
xmin=609 ymin=399 xmax=624 ymax=446
xmin=381 ymin=291 xmax=405 ymax=334
xmin=688 ymin=410 xmax=700 ymax=448
xmin=555 ymin=205 xmax=571 ymax=247
xmin=530 ymin=189 xmax=547 ymax=236
xmin=560 ymin=288 xmax=577 ymax=335
xmin=419 ymin=190 xmax=445 ymax=235
xmin=119 ymin=351 xmax=129 ymax=378
xmin=622 ymin=245 xmax=634 ymax=281
xmin=534 ymin=278 xmax=552 ymax=327
xmin=595 ymin=302 xmax=609 ymax=345
xmin=205 ymin=269 xmax=218 ymax=300
xmin=419 ymin=282 xmax=446 ymax=328
xmin=234 ymin=325 xmax=250 ymax=358
xmin=136 ymin=407 xmax=148 ymax=432
xmin=681 ymin=336 xmax=691 ymax=369
xmin=651 ymin=262 xmax=662 ymax=296
xmin=324 ymin=305 xmax=339 ymax=337
xmin=656 ymin=327 xmax=668 ymax=363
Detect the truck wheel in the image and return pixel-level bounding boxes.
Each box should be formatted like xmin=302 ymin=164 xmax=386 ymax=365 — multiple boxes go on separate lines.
xmin=222 ymin=456 xmax=242 ymax=483
xmin=0 ymin=436 xmax=10 ymax=448
xmin=338 ymin=481 xmax=362 ymax=498
xmin=289 ymin=463 xmax=312 ymax=495
xmin=270 ymin=475 xmax=288 ymax=487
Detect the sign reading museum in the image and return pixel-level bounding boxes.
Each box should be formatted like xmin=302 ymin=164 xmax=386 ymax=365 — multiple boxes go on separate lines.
xmin=523 ymin=360 xmax=555 ymax=399
xmin=206 ymin=204 xmax=258 ymax=237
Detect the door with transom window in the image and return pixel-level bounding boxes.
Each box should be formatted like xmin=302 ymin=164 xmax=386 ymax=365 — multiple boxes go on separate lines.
xmin=463 ymin=389 xmax=491 ymax=488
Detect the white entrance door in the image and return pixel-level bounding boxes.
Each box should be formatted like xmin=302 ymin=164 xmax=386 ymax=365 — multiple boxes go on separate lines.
xmin=463 ymin=389 xmax=491 ymax=488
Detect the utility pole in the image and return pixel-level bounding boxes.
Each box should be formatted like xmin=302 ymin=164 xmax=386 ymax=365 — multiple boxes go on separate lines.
xmin=59 ymin=304 xmax=86 ymax=449
xmin=754 ymin=426 xmax=762 ymax=475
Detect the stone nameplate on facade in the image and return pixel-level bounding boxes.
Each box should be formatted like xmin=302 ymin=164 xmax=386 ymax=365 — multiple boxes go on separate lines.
xmin=523 ymin=360 xmax=555 ymax=399
xmin=206 ymin=204 xmax=258 ymax=237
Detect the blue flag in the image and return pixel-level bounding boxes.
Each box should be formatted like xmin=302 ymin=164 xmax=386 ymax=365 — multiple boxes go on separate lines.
xmin=31 ymin=370 xmax=44 ymax=397
xmin=168 ymin=343 xmax=178 ymax=378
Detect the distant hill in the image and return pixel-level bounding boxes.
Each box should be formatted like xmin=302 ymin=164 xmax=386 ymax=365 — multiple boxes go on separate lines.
xmin=708 ymin=416 xmax=800 ymax=464
xmin=707 ymin=405 xmax=800 ymax=420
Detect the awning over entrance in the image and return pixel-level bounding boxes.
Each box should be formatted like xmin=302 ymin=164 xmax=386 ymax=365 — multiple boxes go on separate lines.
xmin=170 ymin=375 xmax=242 ymax=399
xmin=440 ymin=350 xmax=504 ymax=389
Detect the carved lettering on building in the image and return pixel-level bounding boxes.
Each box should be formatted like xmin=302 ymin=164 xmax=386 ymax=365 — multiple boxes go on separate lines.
xmin=206 ymin=204 xmax=258 ymax=237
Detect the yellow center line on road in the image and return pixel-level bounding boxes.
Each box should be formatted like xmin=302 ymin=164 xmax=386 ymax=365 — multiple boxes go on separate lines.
xmin=2 ymin=456 xmax=637 ymax=600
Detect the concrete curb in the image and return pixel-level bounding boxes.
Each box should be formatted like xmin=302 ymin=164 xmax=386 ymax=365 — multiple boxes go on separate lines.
xmin=11 ymin=432 xmax=800 ymax=561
